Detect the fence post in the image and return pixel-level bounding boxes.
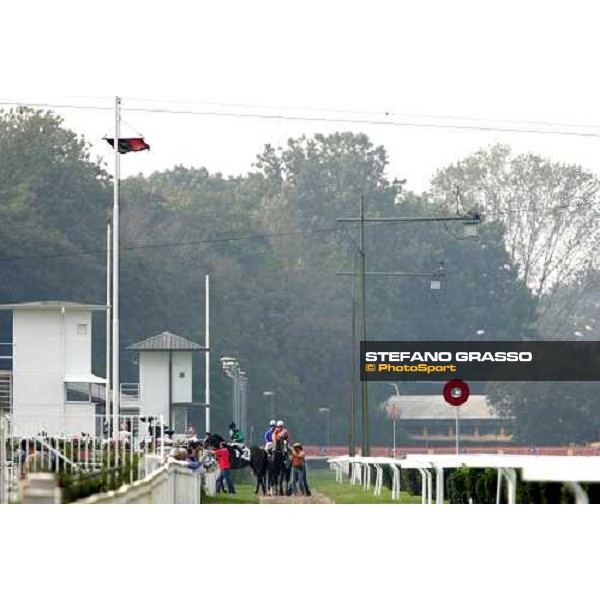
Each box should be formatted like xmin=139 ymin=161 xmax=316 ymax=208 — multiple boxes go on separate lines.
xmin=0 ymin=417 xmax=7 ymax=504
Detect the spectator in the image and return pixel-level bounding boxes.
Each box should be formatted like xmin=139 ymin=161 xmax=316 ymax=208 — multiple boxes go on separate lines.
xmin=213 ymin=442 xmax=235 ymax=494
xmin=166 ymin=447 xmax=188 ymax=465
xmin=184 ymin=445 xmax=202 ymax=471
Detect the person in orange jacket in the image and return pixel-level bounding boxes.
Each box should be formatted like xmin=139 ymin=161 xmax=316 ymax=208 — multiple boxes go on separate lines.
xmin=291 ymin=443 xmax=311 ymax=495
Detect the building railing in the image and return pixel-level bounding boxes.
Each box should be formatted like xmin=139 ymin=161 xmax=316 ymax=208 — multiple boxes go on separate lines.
xmin=0 ymin=371 xmax=11 ymax=414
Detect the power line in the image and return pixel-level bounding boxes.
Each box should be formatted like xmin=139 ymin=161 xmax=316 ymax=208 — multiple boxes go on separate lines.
xmin=3 ymin=98 xmax=600 ymax=140
xmin=0 ymin=219 xmax=428 ymax=263
xmin=69 ymin=94 xmax=600 ymax=132
xmin=122 ymin=106 xmax=600 ymax=140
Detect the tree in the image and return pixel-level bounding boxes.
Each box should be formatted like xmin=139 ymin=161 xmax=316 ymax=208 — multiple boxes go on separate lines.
xmin=0 ymin=114 xmax=543 ymax=446
xmin=430 ymin=144 xmax=600 ymax=336
xmin=0 ymin=107 xmax=110 ymax=308
xmin=488 ymin=380 xmax=600 ymax=444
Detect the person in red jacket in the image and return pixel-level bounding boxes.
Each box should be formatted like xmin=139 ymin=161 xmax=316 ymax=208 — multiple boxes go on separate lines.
xmin=213 ymin=442 xmax=235 ymax=494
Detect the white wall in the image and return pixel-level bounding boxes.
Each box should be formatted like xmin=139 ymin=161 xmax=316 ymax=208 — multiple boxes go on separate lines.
xmin=64 ymin=310 xmax=92 ymax=374
xmin=11 ymin=307 xmax=98 ymax=437
xmin=139 ymin=352 xmax=169 ymax=420
xmin=139 ymin=351 xmax=193 ymax=425
xmin=171 ymin=352 xmax=192 ymax=403
xmin=13 ymin=309 xmax=65 ymax=418
xmin=12 ymin=404 xmax=96 ymax=437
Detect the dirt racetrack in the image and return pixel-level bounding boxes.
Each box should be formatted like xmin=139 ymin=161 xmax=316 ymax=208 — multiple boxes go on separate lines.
xmin=259 ymin=491 xmax=333 ymax=504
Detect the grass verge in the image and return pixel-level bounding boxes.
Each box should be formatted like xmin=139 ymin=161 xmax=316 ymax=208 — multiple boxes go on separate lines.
xmin=202 ymin=482 xmax=259 ymax=504
xmin=309 ymin=467 xmax=422 ymax=504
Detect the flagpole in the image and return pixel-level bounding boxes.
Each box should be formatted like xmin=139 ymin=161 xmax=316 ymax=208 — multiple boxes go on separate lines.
xmin=112 ymin=96 xmax=121 ymax=439
xmin=205 ymin=274 xmax=210 ymax=434
xmin=106 ymin=217 xmax=112 ymax=435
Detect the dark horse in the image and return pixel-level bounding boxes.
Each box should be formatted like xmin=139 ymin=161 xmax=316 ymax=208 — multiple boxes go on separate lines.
xmin=267 ymin=437 xmax=292 ymax=496
xmin=203 ymin=433 xmax=268 ymax=494
xmin=249 ymin=447 xmax=269 ymax=494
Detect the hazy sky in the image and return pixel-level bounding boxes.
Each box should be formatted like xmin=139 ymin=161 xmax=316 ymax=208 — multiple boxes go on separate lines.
xmin=3 ymin=0 xmax=600 ymax=193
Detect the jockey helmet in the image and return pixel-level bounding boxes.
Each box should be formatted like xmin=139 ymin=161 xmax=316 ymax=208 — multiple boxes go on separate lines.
xmin=269 ymin=419 xmax=276 ymax=426
xmin=277 ymin=420 xmax=284 ymax=427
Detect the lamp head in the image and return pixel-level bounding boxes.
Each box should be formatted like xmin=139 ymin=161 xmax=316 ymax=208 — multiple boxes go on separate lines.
xmin=463 ymin=213 xmax=481 ymax=239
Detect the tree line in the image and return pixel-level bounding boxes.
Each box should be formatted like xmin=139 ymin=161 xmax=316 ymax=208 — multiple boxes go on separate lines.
xmin=1 ymin=107 xmax=599 ymax=445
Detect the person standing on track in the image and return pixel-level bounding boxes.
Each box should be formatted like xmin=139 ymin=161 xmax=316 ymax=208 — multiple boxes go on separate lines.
xmin=291 ymin=443 xmax=311 ymax=496
xmin=213 ymin=442 xmax=236 ymax=494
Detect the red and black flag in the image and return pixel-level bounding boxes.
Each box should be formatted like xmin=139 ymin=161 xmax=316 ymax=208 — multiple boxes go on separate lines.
xmin=104 ymin=137 xmax=150 ymax=154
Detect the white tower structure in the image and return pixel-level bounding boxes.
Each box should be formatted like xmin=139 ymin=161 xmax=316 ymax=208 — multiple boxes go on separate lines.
xmin=0 ymin=301 xmax=107 ymax=436
xmin=127 ymin=331 xmax=206 ymax=433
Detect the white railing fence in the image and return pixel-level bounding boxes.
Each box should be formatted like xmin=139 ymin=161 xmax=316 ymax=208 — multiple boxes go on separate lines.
xmin=328 ymin=454 xmax=600 ymax=504
xmin=77 ymin=462 xmax=202 ymax=504
xmin=0 ymin=414 xmax=170 ymax=503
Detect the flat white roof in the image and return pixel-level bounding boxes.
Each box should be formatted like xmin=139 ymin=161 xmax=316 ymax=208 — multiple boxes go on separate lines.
xmin=65 ymin=374 xmax=107 ymax=384
xmin=0 ymin=301 xmax=106 ymax=311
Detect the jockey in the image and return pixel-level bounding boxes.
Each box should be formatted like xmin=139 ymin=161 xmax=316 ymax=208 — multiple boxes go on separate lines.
xmin=229 ymin=422 xmax=245 ymax=443
xmin=273 ymin=420 xmax=289 ymax=447
xmin=264 ymin=420 xmax=276 ymax=446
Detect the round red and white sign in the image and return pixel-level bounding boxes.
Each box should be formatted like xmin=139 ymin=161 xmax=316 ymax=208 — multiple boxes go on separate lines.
xmin=443 ymin=379 xmax=470 ymax=407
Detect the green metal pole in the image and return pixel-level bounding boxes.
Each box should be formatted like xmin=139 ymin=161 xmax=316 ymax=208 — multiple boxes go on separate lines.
xmin=359 ymin=193 xmax=369 ymax=456
xmin=348 ymin=253 xmax=356 ymax=457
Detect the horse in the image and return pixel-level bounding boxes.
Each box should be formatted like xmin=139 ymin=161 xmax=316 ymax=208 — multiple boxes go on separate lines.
xmin=249 ymin=446 xmax=269 ymax=494
xmin=268 ymin=437 xmax=292 ymax=496
xmin=202 ymin=433 xmax=225 ymax=449
xmin=202 ymin=433 xmax=271 ymax=494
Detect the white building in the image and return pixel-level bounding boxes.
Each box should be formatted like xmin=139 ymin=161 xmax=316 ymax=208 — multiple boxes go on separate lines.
xmin=0 ymin=301 xmax=107 ymax=436
xmin=127 ymin=331 xmax=206 ymax=433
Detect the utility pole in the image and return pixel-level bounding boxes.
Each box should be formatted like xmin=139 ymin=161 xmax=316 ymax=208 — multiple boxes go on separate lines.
xmin=337 ymin=206 xmax=480 ymax=459
xmin=348 ymin=254 xmax=356 ymax=457
xmin=358 ymin=194 xmax=369 ymax=457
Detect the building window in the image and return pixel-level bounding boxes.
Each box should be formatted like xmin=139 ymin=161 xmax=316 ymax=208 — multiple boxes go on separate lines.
xmin=66 ymin=382 xmax=91 ymax=403
xmin=77 ymin=323 xmax=88 ymax=336
xmin=66 ymin=382 xmax=105 ymax=404
xmin=179 ymin=372 xmax=185 ymax=378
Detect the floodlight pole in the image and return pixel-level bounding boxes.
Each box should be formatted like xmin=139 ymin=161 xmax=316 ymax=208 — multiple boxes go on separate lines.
xmin=112 ymin=96 xmax=121 ymax=439
xmin=264 ymin=391 xmax=275 ymax=420
xmin=205 ymin=274 xmax=210 ymax=433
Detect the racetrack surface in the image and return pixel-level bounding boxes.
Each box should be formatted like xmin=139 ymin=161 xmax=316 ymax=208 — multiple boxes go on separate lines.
xmin=259 ymin=491 xmax=333 ymax=504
